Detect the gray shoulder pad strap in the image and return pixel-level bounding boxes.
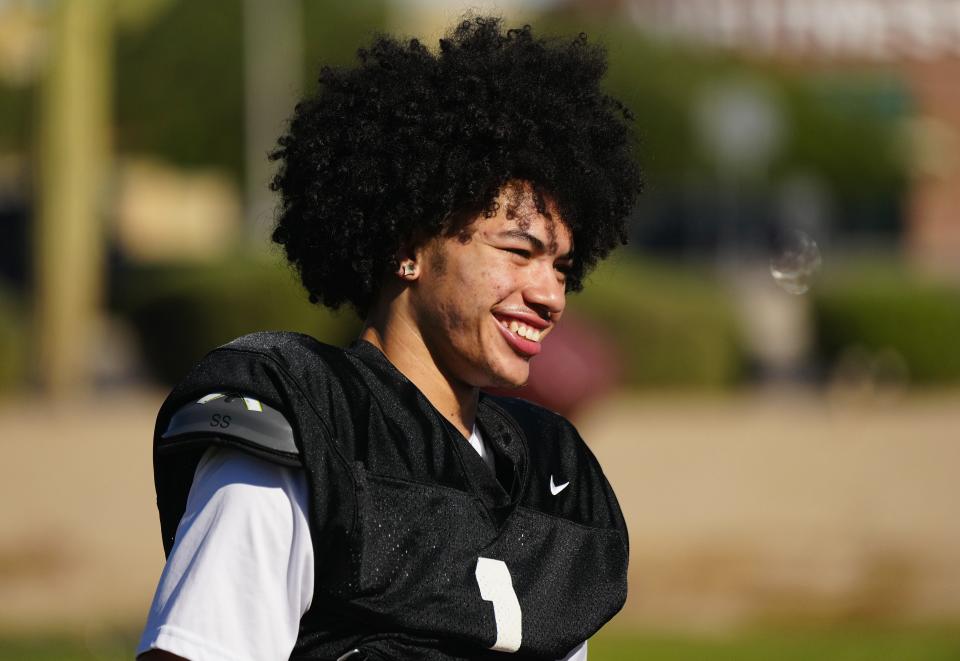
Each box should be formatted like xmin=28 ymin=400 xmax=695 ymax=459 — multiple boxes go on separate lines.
xmin=159 ymin=392 xmax=300 ymax=467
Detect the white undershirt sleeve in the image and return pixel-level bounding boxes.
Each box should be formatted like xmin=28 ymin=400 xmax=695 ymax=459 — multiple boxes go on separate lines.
xmin=137 ymin=447 xmax=313 ymax=661
xmin=561 ymin=640 xmax=588 ymax=660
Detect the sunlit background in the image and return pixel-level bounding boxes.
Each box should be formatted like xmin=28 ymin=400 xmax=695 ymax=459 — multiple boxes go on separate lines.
xmin=1 ymin=0 xmax=960 ymax=658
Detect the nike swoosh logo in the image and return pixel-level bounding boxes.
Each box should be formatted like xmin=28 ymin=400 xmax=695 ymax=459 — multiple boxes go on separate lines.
xmin=550 ymin=475 xmax=570 ymax=495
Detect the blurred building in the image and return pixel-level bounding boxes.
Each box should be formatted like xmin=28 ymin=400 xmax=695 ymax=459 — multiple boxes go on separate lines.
xmin=590 ymin=0 xmax=960 ymax=275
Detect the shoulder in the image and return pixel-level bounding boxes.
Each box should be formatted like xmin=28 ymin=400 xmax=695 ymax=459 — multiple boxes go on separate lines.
xmin=152 ymin=333 xmax=363 ymax=555
xmin=484 ymin=393 xmax=627 ymax=536
xmin=205 ymin=331 xmax=353 ymax=379
xmin=481 ymin=393 xmax=581 ymax=446
xmin=481 ymin=393 xmax=595 ymax=486
xmin=217 ymin=330 xmax=344 ymax=358
xmin=155 ymin=332 xmax=356 ymax=443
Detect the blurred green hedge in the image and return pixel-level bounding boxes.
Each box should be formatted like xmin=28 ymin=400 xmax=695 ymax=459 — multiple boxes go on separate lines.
xmin=113 ymin=0 xmax=388 ymax=181
xmin=812 ymin=263 xmax=960 ymax=384
xmin=116 ymin=255 xmax=360 ymax=385
xmin=118 ymin=253 xmax=747 ymax=389
xmin=570 ymin=256 xmax=746 ymax=389
xmin=0 ymin=283 xmax=25 ymax=392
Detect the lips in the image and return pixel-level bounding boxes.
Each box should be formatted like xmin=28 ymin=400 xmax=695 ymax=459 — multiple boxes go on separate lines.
xmin=492 ymin=312 xmax=551 ymax=357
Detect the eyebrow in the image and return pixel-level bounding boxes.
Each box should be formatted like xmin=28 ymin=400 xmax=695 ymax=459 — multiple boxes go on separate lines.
xmin=497 ymin=229 xmax=573 ymax=259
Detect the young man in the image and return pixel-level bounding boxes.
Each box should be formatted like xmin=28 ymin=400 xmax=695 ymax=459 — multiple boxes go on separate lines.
xmin=138 ymin=16 xmax=640 ymax=661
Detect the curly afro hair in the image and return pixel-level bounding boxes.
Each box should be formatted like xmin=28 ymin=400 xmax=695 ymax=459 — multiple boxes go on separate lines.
xmin=270 ymin=16 xmax=641 ymax=317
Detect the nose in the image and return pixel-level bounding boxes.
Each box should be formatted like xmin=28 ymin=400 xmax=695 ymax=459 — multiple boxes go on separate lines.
xmin=523 ymin=261 xmax=566 ymax=322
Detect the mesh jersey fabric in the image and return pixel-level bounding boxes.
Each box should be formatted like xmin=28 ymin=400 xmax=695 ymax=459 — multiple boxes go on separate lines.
xmin=138 ymin=441 xmax=586 ymax=661
xmin=152 ymin=332 xmax=628 ymax=660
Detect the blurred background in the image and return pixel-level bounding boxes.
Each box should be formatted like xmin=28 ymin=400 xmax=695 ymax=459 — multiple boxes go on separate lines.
xmin=1 ymin=0 xmax=959 ymax=658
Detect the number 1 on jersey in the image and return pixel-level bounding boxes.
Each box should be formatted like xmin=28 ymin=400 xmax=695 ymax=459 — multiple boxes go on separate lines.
xmin=475 ymin=557 xmax=522 ymax=653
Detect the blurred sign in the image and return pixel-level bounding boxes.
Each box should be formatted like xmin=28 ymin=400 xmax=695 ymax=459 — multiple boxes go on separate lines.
xmin=0 ymin=2 xmax=47 ymax=86
xmin=113 ymin=158 xmax=242 ymax=262
xmin=627 ymin=0 xmax=960 ymax=61
xmin=693 ymin=79 xmax=784 ymax=177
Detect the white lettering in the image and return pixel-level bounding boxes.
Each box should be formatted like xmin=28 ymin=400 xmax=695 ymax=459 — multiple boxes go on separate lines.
xmin=952 ymin=0 xmax=960 ymax=58
xmin=894 ymin=0 xmax=942 ymax=60
xmin=746 ymin=0 xmax=783 ymax=55
xmin=781 ymin=0 xmax=814 ymax=55
xmin=664 ymin=0 xmax=706 ymax=42
xmin=809 ymin=0 xmax=887 ymax=59
xmin=625 ymin=0 xmax=960 ymax=61
xmin=716 ymin=0 xmax=745 ymax=49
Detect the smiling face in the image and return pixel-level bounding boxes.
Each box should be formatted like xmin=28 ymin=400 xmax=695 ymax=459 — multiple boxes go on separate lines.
xmin=408 ymin=182 xmax=574 ymax=390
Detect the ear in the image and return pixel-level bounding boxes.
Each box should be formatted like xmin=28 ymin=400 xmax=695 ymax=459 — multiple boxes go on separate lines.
xmin=394 ymin=242 xmax=421 ymax=281
xmin=396 ymin=260 xmax=419 ymax=280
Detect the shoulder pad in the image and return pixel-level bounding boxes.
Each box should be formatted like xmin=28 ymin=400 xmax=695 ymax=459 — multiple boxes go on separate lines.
xmin=159 ymin=392 xmax=300 ymax=467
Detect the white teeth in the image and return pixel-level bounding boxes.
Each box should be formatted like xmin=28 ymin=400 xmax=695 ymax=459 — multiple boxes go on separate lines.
xmin=512 ymin=322 xmax=538 ymax=342
xmin=499 ymin=316 xmax=543 ymax=343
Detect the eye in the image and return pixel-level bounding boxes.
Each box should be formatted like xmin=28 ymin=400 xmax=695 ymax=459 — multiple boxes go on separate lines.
xmin=502 ymin=247 xmax=531 ymax=258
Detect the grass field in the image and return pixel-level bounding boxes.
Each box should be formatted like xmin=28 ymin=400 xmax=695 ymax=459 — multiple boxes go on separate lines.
xmin=590 ymin=627 xmax=960 ymax=660
xmin=2 ymin=627 xmax=960 ymax=660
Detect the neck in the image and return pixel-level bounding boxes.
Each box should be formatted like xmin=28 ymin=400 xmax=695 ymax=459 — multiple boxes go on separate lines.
xmin=360 ymin=305 xmax=478 ymax=440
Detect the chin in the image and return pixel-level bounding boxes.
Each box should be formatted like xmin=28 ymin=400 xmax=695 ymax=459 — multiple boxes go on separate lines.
xmin=472 ymin=343 xmax=532 ymax=389
xmin=489 ymin=378 xmax=526 ymax=390
xmin=487 ymin=363 xmax=530 ymax=389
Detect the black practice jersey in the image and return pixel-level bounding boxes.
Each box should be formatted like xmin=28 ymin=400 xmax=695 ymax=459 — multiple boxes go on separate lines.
xmin=153 ymin=332 xmax=628 ymax=661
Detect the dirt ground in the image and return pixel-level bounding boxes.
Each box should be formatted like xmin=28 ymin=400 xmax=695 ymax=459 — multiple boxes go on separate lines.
xmin=1 ymin=387 xmax=958 ymax=633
